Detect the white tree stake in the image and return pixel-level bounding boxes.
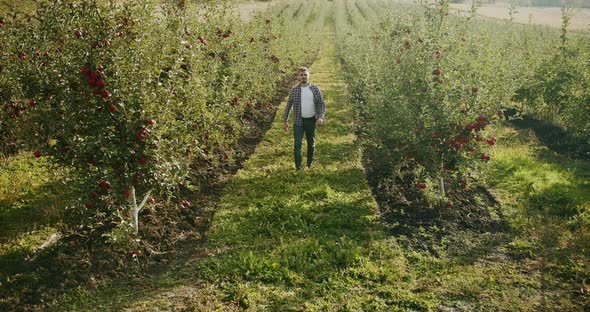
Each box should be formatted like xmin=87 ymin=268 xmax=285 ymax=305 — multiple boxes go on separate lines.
xmin=129 ymin=186 xmax=153 ymax=235
xmin=438 ymin=177 xmax=446 ymax=198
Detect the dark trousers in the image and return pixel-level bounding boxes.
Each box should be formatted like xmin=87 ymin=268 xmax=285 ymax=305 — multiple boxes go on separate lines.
xmin=293 ymin=117 xmax=316 ymax=170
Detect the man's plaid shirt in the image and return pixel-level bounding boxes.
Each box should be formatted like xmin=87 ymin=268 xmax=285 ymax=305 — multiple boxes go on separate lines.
xmin=283 ymin=83 xmax=326 ymax=127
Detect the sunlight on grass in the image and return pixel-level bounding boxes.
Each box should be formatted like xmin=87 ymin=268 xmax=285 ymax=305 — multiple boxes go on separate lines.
xmin=482 ymin=123 xmax=590 ymax=309
xmin=0 ymin=152 xmax=67 ymax=241
xmin=0 ymin=151 xmax=77 ymax=293
xmin=487 ymin=126 xmax=590 ymax=218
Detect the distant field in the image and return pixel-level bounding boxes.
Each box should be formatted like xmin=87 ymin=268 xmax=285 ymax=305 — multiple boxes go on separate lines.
xmin=0 ymin=0 xmax=271 ymax=20
xmin=234 ymin=0 xmax=273 ymax=21
xmin=451 ymin=1 xmax=590 ymax=31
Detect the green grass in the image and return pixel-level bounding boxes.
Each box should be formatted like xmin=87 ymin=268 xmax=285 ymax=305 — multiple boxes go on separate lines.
xmin=0 ymin=151 xmax=74 ymax=306
xmin=185 ymin=7 xmax=423 ymax=310
xmin=482 ymin=125 xmax=590 ymax=308
xmin=0 ymin=0 xmax=37 ymax=14
xmin=486 ymin=126 xmax=590 ymax=219
xmin=0 ymin=152 xmax=67 ymax=240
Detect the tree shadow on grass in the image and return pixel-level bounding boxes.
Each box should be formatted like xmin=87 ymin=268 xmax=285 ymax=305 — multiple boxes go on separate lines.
xmin=46 ymin=163 xmax=381 ymax=310
xmin=361 ymin=145 xmax=512 ymax=267
xmin=534 ymin=147 xmax=590 ymax=181
xmin=0 ymin=177 xmax=91 ymax=309
xmin=0 ymin=179 xmax=74 ymax=243
xmin=508 ymin=113 xmax=589 ymax=160
xmin=199 ymin=163 xmax=378 ymax=286
xmin=317 ymin=140 xmax=358 ymax=164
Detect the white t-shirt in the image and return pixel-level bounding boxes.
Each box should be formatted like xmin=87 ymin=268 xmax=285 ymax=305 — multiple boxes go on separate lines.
xmin=300 ymin=86 xmax=316 ymax=118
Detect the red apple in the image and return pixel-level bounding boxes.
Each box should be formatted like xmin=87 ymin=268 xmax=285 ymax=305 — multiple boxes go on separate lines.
xmin=84 ymin=202 xmax=93 ymax=208
xmin=480 ymin=154 xmax=490 ymax=161
xmin=99 ymin=181 xmax=113 ymax=189
xmin=34 ymin=150 xmax=42 ymax=158
xmin=101 ymin=91 xmax=110 ymax=98
xmin=96 ymin=80 xmax=105 ymax=89
xmin=74 ymin=29 xmax=82 ymax=38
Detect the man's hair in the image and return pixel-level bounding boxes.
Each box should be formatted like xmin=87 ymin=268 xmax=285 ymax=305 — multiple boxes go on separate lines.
xmin=299 ymin=66 xmax=309 ymax=73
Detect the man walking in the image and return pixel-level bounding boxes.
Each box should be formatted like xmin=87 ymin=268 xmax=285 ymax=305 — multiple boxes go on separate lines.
xmin=283 ymin=66 xmax=326 ymax=171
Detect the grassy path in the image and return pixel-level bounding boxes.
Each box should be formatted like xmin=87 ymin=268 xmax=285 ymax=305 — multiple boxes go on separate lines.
xmin=116 ymin=3 xmax=414 ymax=310
xmin=182 ymin=5 xmax=403 ymax=310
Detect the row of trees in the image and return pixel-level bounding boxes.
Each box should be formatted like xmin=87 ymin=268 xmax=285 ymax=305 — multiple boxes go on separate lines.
xmin=452 ymin=0 xmax=590 ymax=8
xmin=0 ymin=0 xmax=324 ymax=238
xmin=335 ymin=0 xmax=587 ymax=203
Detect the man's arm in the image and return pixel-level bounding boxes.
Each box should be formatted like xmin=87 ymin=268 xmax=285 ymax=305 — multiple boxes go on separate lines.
xmin=314 ymin=86 xmax=326 ymax=125
xmin=283 ymin=89 xmax=294 ymax=131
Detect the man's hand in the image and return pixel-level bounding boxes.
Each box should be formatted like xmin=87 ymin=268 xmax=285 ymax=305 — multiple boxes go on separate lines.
xmin=316 ymin=118 xmax=325 ymax=126
xmin=283 ymin=121 xmax=289 ymax=132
